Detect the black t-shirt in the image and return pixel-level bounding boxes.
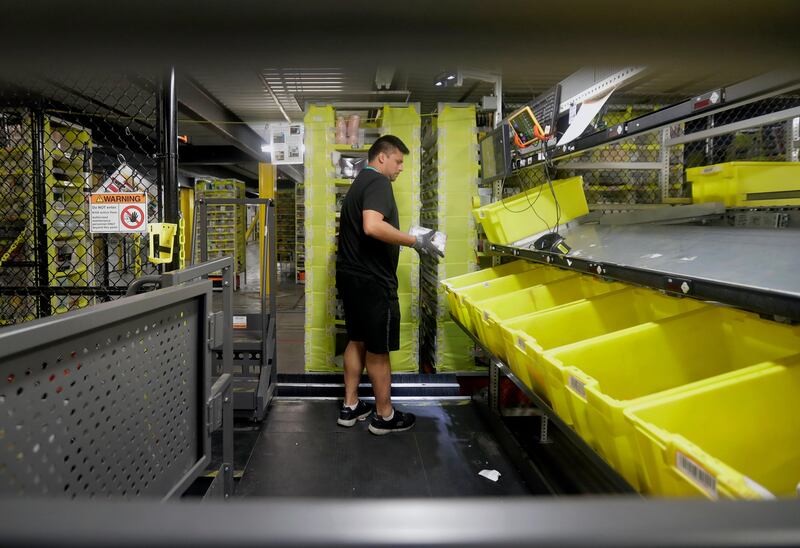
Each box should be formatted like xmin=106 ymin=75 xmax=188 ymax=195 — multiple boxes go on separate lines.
xmin=336 ymin=167 xmax=400 ymax=290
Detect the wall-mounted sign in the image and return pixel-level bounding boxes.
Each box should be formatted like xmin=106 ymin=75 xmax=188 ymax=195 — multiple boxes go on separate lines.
xmin=89 ymin=192 xmax=148 ymax=233
xmin=269 ymin=123 xmax=304 ymax=165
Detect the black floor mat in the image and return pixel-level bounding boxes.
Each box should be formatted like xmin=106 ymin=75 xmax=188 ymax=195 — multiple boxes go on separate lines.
xmin=236 ymin=400 xmax=532 ymax=498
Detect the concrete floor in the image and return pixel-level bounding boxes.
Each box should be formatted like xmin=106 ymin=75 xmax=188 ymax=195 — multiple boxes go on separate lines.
xmin=244 ymin=241 xmax=306 ymax=374
xmin=274 ymin=276 xmax=305 ymax=374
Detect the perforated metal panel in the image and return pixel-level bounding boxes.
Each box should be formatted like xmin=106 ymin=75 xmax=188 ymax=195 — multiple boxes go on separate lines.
xmin=0 ymin=282 xmax=211 ymax=499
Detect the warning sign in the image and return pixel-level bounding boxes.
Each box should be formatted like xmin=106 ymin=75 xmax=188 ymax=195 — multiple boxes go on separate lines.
xmin=90 ymin=193 xmax=148 ymax=233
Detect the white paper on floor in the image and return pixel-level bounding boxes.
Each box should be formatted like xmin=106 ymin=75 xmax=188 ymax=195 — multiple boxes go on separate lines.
xmin=479 ymin=469 xmax=501 ymax=482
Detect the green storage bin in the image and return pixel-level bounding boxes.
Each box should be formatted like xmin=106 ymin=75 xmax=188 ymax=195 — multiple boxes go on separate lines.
xmin=627 ymin=355 xmax=800 ymax=499
xmin=543 ymin=306 xmax=800 ymax=491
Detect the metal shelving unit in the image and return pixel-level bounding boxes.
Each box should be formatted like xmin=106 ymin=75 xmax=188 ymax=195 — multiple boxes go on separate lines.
xmin=294 ymin=183 xmax=305 ymax=284
xmin=487 ymin=222 xmax=800 ymax=322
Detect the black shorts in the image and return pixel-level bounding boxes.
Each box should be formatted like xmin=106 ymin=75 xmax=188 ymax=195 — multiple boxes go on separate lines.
xmin=336 ymin=272 xmax=400 ymax=354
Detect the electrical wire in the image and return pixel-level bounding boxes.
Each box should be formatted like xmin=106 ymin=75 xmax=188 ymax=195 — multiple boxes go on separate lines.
xmin=540 ymin=139 xmax=562 ymax=234
xmin=498 ymin=137 xmax=562 ymax=236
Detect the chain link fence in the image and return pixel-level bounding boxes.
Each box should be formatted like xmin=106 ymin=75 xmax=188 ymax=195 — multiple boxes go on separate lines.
xmin=0 ymin=73 xmax=163 ymax=326
xmin=506 ymin=93 xmax=800 ymax=209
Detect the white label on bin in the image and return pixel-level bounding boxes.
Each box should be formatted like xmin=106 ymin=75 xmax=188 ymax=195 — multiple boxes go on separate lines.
xmin=701 ymin=166 xmax=722 ymax=174
xmin=676 ymin=451 xmax=717 ymax=499
xmin=233 ymin=315 xmax=248 ymax=329
xmin=743 ymin=476 xmax=775 ymax=500
xmin=484 ymin=311 xmax=490 ymax=321
xmin=517 ymin=336 xmax=525 ymax=350
xmin=483 ymin=282 xmax=490 ymax=288
xmin=568 ymin=375 xmax=586 ymax=400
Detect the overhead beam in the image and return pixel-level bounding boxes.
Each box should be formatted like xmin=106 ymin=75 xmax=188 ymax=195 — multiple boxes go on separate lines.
xmin=179 ymin=145 xmax=255 ymax=165
xmin=278 ymin=164 xmax=304 ymax=184
xmin=177 ymin=75 xmax=266 ymax=161
xmin=179 ymin=165 xmax=258 ymax=187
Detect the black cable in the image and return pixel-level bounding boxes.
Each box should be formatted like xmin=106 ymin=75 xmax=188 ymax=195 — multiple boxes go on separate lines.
xmin=496 ymin=131 xmax=563 ymax=237
xmin=540 ymin=139 xmax=562 ymax=234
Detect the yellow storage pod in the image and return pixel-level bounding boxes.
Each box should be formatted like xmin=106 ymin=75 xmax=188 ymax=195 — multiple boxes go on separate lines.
xmin=469 ymin=275 xmax=625 ymax=359
xmin=500 ymin=287 xmax=708 ymax=409
xmin=686 ymin=161 xmax=800 ymax=207
xmin=472 ymin=176 xmax=589 ymax=245
xmin=626 ymin=355 xmax=800 ymax=499
xmin=442 ymin=260 xmax=536 ymax=329
xmin=542 ymin=307 xmax=800 ymax=491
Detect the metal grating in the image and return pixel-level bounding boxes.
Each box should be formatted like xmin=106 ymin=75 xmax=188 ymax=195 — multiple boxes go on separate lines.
xmin=0 ymin=283 xmax=210 ymax=499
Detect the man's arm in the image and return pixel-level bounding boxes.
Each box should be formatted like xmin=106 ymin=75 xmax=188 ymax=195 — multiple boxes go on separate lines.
xmin=363 ymin=210 xmax=415 ymax=246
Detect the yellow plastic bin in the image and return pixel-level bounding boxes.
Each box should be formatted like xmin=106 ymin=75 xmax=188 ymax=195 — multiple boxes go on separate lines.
xmin=543 ymin=306 xmax=800 ymax=491
xmin=458 ymin=268 xmax=577 ymax=338
xmin=469 ymin=275 xmax=626 ymax=359
xmin=686 ymin=161 xmax=800 ymax=207
xmin=499 ymin=287 xmax=708 ymax=411
xmin=442 ymin=261 xmax=536 ymax=330
xmin=626 ymin=355 xmax=800 ymax=499
xmin=472 ymin=176 xmax=589 ymax=244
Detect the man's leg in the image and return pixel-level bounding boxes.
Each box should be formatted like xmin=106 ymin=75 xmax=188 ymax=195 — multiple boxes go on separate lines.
xmin=343 ymin=340 xmax=366 ymax=407
xmin=365 ymin=351 xmax=392 ymax=418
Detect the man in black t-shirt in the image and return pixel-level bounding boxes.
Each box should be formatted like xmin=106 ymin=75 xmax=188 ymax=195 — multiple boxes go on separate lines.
xmin=335 ymin=135 xmax=442 ymax=435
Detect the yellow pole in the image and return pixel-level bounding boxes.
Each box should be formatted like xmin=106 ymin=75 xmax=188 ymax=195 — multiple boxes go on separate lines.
xmin=244 ymin=215 xmax=259 ymax=242
xmin=258 ymin=163 xmax=276 ymax=296
xmin=180 ymin=188 xmax=194 ymax=263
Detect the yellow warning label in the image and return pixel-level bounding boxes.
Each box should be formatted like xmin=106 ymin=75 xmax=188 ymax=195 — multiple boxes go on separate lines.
xmin=90 ymin=193 xmax=147 ymax=205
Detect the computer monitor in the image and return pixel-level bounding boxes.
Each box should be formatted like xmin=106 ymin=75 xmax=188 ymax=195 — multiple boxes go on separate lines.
xmin=479 ymin=124 xmax=512 ymax=184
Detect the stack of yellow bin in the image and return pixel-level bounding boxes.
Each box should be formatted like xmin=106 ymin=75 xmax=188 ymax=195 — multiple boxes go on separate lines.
xmin=419 ymin=104 xmax=482 ymax=372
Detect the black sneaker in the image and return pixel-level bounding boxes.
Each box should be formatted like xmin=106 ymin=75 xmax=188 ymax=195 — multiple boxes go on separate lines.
xmin=337 ymin=400 xmax=374 ymax=427
xmin=368 ymin=409 xmax=416 ymax=435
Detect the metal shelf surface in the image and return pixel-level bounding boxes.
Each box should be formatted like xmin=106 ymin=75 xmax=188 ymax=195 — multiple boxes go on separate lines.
xmin=490 ymin=223 xmax=800 ymax=321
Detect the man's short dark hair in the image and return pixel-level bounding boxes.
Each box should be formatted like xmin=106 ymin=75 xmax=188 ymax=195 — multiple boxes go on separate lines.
xmin=368 ymin=135 xmax=409 ymax=161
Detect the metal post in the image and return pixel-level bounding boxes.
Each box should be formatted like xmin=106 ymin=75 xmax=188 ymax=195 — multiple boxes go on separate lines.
xmin=787 ymin=117 xmax=799 ymax=162
xmin=659 ymin=127 xmax=671 ymax=203
xmin=268 ymin=201 xmax=277 ymax=384
xmin=31 ymin=110 xmax=51 ymax=318
xmin=158 ymin=67 xmax=180 ymax=271
xmin=222 ymin=385 xmax=234 ymax=498
xmin=489 ymin=358 xmax=500 ymax=413
xmin=198 ymin=199 xmax=208 ymax=263
xmin=221 ymin=263 xmax=234 ymax=499
xmin=539 ymin=414 xmax=553 ymax=444
xmin=222 ymin=265 xmax=233 ymax=376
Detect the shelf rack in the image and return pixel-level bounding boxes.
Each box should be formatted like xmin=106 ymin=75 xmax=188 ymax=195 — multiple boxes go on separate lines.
xmin=302 ymin=103 xmax=421 ymax=372
xmin=0 ymin=112 xmax=95 ymax=324
xmin=194 ymin=179 xmax=247 ymax=281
